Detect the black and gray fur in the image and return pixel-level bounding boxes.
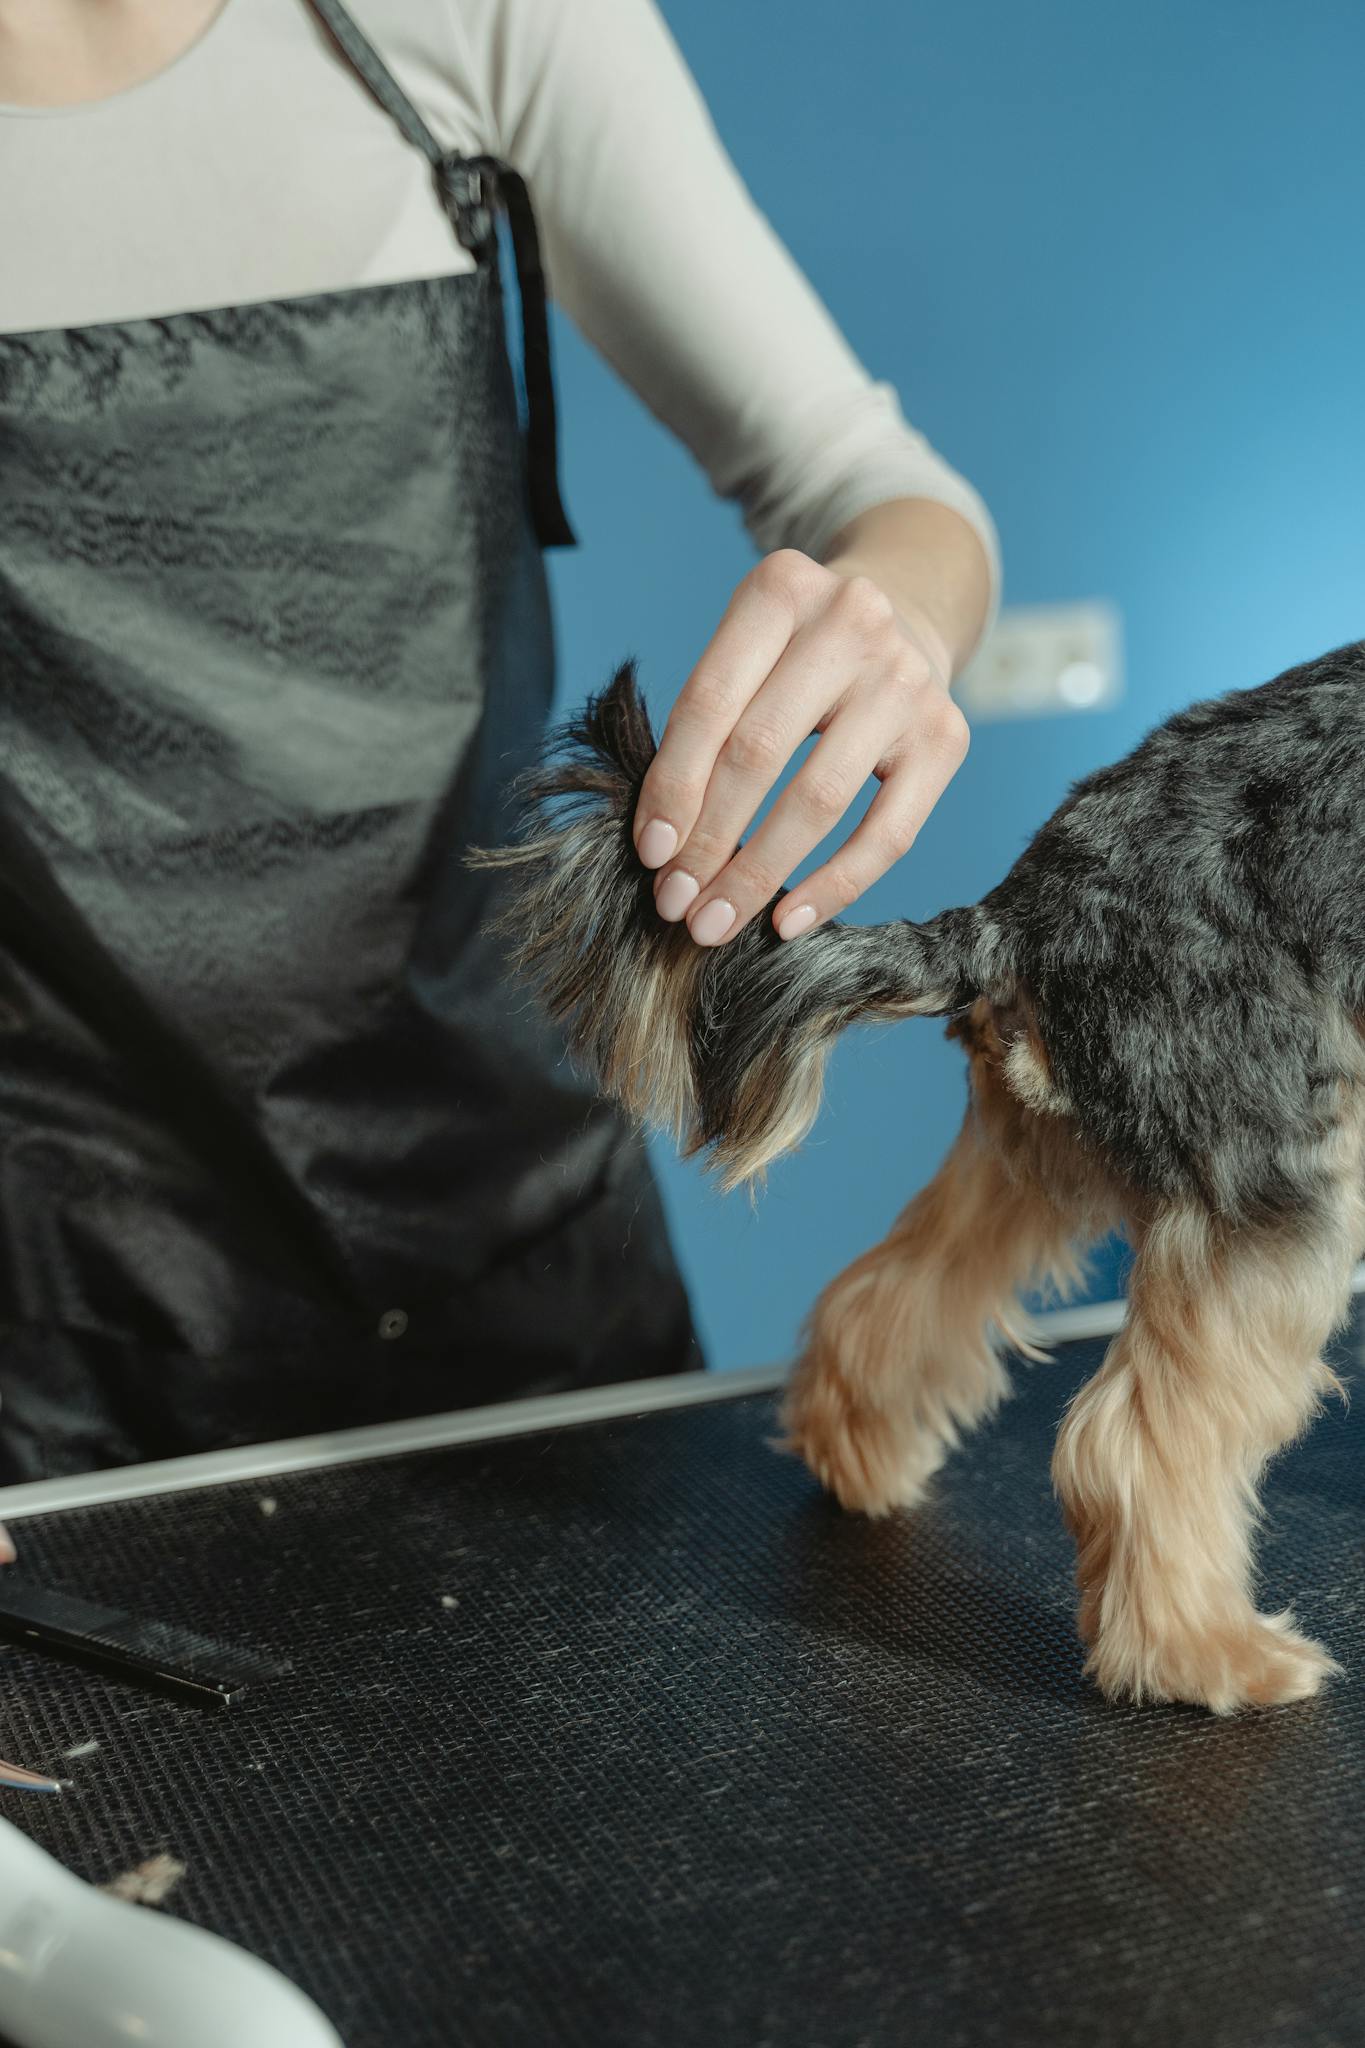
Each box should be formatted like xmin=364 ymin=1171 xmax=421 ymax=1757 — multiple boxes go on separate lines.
xmin=474 ymin=643 xmax=1365 ymax=1215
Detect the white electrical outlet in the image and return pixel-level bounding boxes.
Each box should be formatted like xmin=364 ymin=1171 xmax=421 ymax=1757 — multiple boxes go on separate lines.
xmin=956 ymin=600 xmax=1123 ymax=720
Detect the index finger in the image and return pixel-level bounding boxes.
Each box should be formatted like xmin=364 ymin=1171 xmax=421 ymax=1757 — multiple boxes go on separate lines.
xmin=633 ymin=555 xmax=819 ymax=868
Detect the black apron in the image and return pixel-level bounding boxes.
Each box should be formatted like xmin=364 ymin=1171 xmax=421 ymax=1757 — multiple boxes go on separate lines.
xmin=0 ymin=0 xmax=700 ymax=1481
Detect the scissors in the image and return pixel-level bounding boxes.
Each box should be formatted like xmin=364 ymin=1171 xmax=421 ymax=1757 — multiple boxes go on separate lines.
xmin=0 ymin=1758 xmax=65 ymax=1795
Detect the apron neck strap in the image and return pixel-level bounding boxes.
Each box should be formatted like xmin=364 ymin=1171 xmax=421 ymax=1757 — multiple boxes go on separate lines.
xmin=304 ymin=0 xmax=576 ymax=550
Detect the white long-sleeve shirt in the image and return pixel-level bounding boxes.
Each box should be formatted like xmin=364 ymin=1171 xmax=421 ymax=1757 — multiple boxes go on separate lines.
xmin=0 ymin=0 xmax=999 ymax=596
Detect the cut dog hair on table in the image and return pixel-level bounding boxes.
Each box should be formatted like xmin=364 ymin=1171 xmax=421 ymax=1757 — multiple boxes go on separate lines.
xmin=471 ymin=642 xmax=1365 ymax=1714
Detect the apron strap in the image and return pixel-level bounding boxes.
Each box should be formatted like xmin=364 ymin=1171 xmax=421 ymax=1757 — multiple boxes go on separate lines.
xmin=304 ymin=0 xmax=576 ymax=549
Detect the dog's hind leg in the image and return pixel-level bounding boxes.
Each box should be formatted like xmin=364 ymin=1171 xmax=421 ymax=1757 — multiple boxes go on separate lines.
xmin=780 ymin=1000 xmax=1118 ymax=1515
xmin=1051 ymin=1166 xmax=1362 ymax=1711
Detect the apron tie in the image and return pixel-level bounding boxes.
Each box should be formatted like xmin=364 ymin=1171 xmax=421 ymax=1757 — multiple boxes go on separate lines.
xmin=436 ymin=153 xmax=577 ymax=552
xmin=301 ymin=0 xmax=576 ymax=549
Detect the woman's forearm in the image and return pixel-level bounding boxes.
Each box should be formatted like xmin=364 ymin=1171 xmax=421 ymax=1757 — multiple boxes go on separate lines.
xmin=820 ymin=496 xmax=994 ymax=687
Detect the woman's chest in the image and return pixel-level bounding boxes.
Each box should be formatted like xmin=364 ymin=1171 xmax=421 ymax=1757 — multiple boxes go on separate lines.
xmin=0 ymin=0 xmax=482 ymax=335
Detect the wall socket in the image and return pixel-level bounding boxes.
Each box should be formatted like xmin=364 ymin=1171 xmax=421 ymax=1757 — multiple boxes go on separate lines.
xmin=955 ymin=600 xmax=1123 ymax=721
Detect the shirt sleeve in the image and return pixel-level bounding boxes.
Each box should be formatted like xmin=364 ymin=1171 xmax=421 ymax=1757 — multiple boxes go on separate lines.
xmin=444 ymin=0 xmax=1000 ymax=622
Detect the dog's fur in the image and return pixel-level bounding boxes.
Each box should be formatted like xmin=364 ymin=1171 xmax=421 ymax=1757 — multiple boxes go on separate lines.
xmin=472 ymin=642 xmax=1365 ymax=1711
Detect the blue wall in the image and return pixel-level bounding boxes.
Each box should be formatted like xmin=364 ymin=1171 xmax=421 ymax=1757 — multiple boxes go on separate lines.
xmin=543 ymin=0 xmax=1365 ymax=1371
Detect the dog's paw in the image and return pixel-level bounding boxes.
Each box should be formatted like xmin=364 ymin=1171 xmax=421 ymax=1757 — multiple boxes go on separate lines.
xmin=1089 ymin=1607 xmax=1340 ymax=1714
xmin=776 ymin=1367 xmax=947 ymax=1516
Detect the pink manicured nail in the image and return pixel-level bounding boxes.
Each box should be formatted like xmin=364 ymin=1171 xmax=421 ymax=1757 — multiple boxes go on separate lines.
xmin=690 ymin=898 xmax=736 ymax=946
xmin=0 ymin=1522 xmax=14 ymax=1566
xmin=638 ymin=819 xmax=677 ymax=868
xmin=656 ymin=870 xmax=700 ymax=921
xmin=777 ymin=904 xmax=817 ymax=941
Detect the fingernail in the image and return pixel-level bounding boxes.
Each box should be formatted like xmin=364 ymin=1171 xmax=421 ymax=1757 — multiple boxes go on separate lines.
xmin=0 ymin=1523 xmax=14 ymax=1566
xmin=778 ymin=904 xmax=817 ymax=941
xmin=690 ymin=898 xmax=736 ymax=946
xmin=637 ymin=819 xmax=678 ymax=869
xmin=656 ymin=871 xmax=700 ymax=921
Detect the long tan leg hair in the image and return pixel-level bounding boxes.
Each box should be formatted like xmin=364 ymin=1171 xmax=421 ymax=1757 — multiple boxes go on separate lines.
xmin=780 ymin=1000 xmax=1120 ymax=1515
xmin=1052 ymin=1167 xmax=1363 ymax=1712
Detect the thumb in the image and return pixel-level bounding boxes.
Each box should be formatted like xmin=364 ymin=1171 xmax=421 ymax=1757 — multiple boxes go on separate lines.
xmin=0 ymin=1523 xmax=14 ymax=1566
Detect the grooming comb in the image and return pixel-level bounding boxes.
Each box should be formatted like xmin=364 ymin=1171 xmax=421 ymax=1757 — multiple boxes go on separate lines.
xmin=0 ymin=1580 xmax=284 ymax=1710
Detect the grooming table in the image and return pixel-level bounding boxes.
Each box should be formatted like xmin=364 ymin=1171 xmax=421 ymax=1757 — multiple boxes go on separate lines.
xmin=2 ymin=1301 xmax=1363 ymax=2048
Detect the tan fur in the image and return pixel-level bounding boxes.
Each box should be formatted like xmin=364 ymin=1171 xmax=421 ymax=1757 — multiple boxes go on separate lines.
xmin=780 ymin=1003 xmax=1121 ymax=1514
xmin=476 ymin=665 xmax=1365 ymax=1711
xmin=602 ymin=946 xmax=705 ymax=1145
xmin=1003 ymin=1031 xmax=1073 ymax=1118
xmin=713 ymin=988 xmax=959 ymax=1193
xmin=713 ymin=1039 xmax=836 ymax=1193
xmin=996 ymin=990 xmax=1074 ymax=1118
xmin=1051 ymin=1087 xmax=1365 ymax=1712
xmin=477 ymin=814 xmax=708 ymax=1144
xmin=784 ymin=999 xmax=1365 ymax=1711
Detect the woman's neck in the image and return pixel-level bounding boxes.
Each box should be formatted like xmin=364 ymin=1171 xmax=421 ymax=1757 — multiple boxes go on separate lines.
xmin=0 ymin=0 xmax=226 ymax=109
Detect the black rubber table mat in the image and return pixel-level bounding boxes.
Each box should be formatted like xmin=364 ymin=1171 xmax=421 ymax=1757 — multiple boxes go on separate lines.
xmin=4 ymin=1305 xmax=1364 ymax=2048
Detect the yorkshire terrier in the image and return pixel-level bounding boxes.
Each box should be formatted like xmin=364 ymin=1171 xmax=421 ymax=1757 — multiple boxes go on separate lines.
xmin=471 ymin=640 xmax=1365 ymax=1713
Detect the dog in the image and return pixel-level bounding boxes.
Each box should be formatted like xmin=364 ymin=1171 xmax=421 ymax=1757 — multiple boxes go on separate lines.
xmin=470 ymin=640 xmax=1365 ymax=1712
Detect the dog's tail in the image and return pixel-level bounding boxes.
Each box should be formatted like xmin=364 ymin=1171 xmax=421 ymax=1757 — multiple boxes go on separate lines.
xmin=471 ymin=661 xmax=1012 ymax=1188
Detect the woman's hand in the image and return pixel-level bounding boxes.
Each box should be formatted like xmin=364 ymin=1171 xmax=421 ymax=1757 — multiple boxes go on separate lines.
xmin=632 ymin=547 xmax=970 ymax=945
xmin=0 ymin=1523 xmax=13 ymax=1566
